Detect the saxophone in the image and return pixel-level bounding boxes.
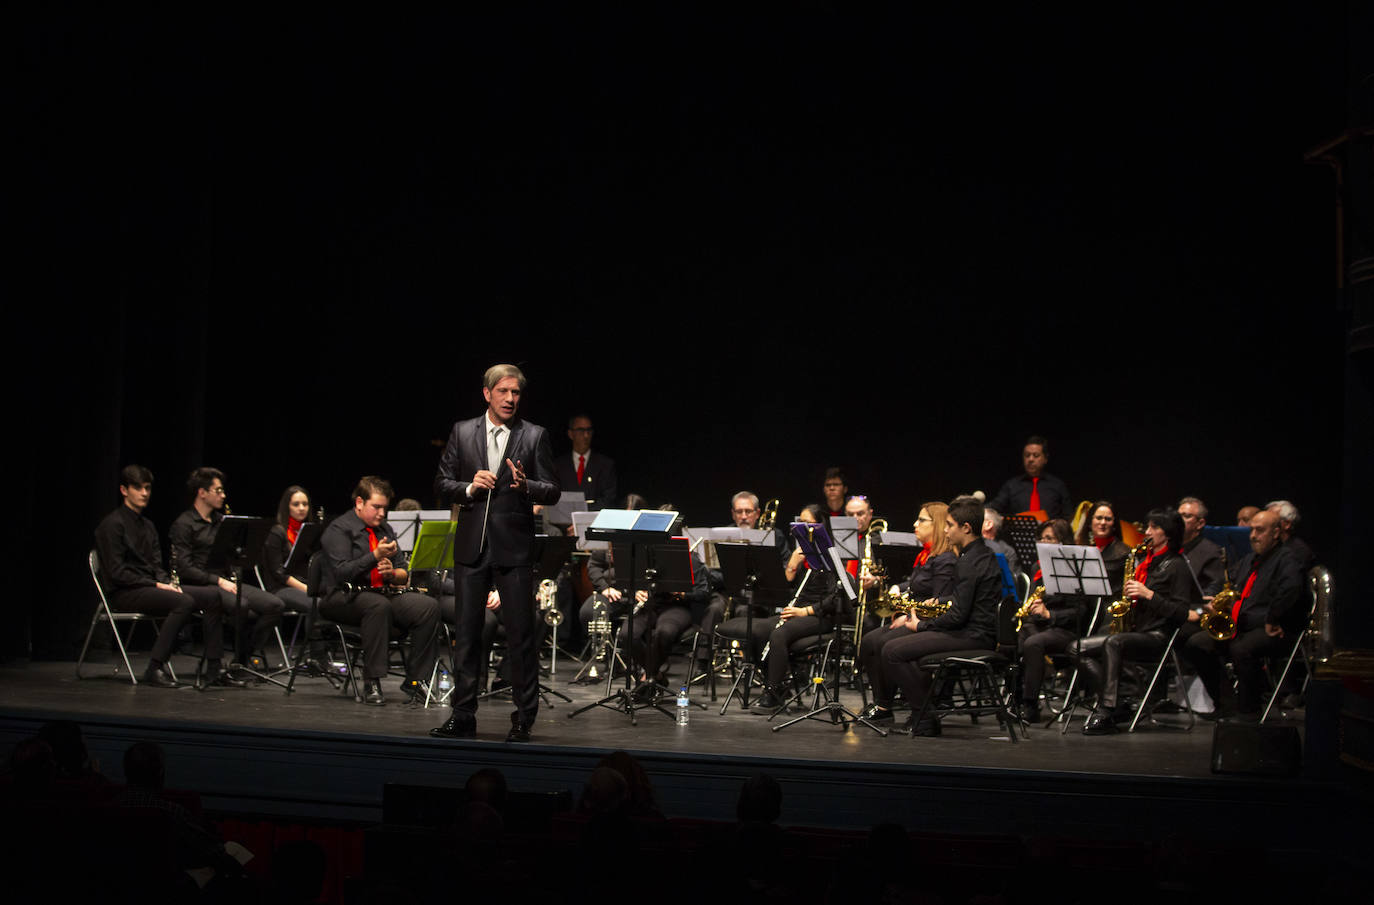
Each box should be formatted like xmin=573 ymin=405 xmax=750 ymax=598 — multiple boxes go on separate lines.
xmin=887 ymin=591 xmax=952 ymax=620
xmin=1200 ymin=549 xmax=1239 ymax=641
xmin=1014 ymin=585 xmax=1045 ymax=632
xmin=1108 ymin=541 xmax=1151 ymax=634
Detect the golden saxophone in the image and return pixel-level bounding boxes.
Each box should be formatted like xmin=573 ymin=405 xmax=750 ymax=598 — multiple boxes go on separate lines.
xmin=1014 ymin=585 xmax=1045 ymax=632
xmin=1109 ymin=541 xmax=1151 ymax=634
xmin=887 ymin=591 xmax=951 ymax=620
xmin=1200 ymin=549 xmax=1239 ymax=641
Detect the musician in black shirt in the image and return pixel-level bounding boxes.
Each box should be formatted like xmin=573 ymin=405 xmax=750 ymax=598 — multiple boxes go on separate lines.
xmin=319 ymin=476 xmax=440 ymax=706
xmin=92 ymin=465 xmax=231 ymax=687
xmin=261 ymin=485 xmax=323 ymax=663
xmin=168 ymin=468 xmax=285 ymax=669
xmin=1077 ymin=507 xmax=1196 ymax=735
xmin=1178 ymin=496 xmax=1225 ymax=597
xmin=987 ymin=435 xmax=1071 ymax=520
xmin=1017 ymin=518 xmax=1090 ymax=722
xmin=1179 ymin=509 xmax=1308 ymax=719
xmin=880 ymin=496 xmax=1004 ymax=737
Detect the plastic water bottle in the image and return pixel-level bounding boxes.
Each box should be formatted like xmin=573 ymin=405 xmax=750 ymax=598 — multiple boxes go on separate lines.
xmin=676 ymin=685 xmax=690 ymax=726
xmin=438 ymin=668 xmax=452 ymax=696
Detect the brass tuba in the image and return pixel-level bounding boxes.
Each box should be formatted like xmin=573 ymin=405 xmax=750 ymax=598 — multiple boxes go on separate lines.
xmin=1108 ymin=541 xmax=1151 ymax=634
xmin=1200 ymin=550 xmax=1239 ymax=641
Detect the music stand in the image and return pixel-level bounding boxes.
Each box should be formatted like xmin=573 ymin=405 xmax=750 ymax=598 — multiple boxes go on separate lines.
xmin=1033 ymin=543 xmax=1111 ymax=731
xmin=567 ymin=509 xmax=680 ymax=725
xmin=205 ymin=515 xmax=279 ymax=689
xmin=1003 ymin=514 xmax=1046 ymax=577
xmin=277 ymin=521 xmax=322 ymax=667
xmin=713 ymin=540 xmax=793 ymax=713
xmin=770 ymin=523 xmax=889 ymax=736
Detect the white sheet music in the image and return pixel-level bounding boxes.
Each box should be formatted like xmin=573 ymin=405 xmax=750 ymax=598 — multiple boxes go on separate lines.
xmin=1035 ymin=543 xmax=1111 ymax=597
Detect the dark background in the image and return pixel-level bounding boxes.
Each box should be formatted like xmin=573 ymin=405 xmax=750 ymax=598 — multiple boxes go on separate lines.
xmin=15 ymin=8 xmax=1369 ymax=658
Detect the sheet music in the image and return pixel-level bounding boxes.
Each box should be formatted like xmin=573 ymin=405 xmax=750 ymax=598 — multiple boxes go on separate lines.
xmin=1035 ymin=543 xmax=1111 ymax=597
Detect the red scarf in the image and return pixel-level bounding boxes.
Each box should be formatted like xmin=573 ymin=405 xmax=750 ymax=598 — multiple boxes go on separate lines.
xmin=287 ymin=516 xmax=303 ymax=546
xmin=1134 ymin=545 xmax=1169 ymax=585
xmin=912 ymin=544 xmax=931 ymax=569
xmin=1093 ymin=535 xmax=1112 ymax=551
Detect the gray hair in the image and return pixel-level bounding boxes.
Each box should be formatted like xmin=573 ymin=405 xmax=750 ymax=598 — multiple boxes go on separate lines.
xmin=983 ymin=508 xmax=1004 ymax=533
xmin=1178 ymin=496 xmax=1208 ymax=519
xmin=483 ymin=363 xmax=526 ymax=391
xmin=732 ymin=491 xmax=759 ymax=510
xmin=1266 ymin=499 xmax=1299 ymax=525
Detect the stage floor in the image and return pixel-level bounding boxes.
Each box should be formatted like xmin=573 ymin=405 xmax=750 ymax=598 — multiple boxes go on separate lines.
xmin=0 ymin=652 xmax=1347 ymax=846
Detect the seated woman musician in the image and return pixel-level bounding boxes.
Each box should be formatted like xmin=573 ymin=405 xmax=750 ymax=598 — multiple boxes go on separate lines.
xmin=855 ymin=501 xmax=958 ymax=725
xmin=1075 ymin=506 xmax=1198 ymax=735
xmin=1074 ymin=499 xmax=1131 ymax=603
xmin=262 ymin=485 xmax=323 ymax=664
xmin=1016 ymin=517 xmax=1086 ymax=721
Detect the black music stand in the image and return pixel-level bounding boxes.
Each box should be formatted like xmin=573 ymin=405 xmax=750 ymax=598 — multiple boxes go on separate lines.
xmin=567 ymin=509 xmax=681 ymax=725
xmin=770 ymin=522 xmax=888 ymax=736
xmin=1003 ymin=514 xmax=1046 ymax=577
xmin=204 ymin=515 xmax=279 ymax=689
xmin=1031 ymin=543 xmax=1111 ymax=731
xmin=714 ymin=540 xmax=793 ymax=713
xmin=278 ymin=520 xmax=322 ymax=666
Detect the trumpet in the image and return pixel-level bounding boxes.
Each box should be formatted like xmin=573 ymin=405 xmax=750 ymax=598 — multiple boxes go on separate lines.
xmin=1015 ymin=585 xmax=1045 ymax=632
xmin=1200 ymin=550 xmax=1239 ymax=641
xmin=757 ymin=498 xmax=780 ymax=532
xmin=537 ymin=578 xmax=562 ymax=626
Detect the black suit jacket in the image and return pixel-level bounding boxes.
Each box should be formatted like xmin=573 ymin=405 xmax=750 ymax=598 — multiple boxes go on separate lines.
xmin=554 ymin=450 xmax=618 ymax=510
xmin=434 ymin=414 xmax=561 ymax=567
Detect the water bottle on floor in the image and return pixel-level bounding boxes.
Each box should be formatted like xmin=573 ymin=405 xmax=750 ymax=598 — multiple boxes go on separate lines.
xmin=676 ymin=685 xmax=690 ymax=726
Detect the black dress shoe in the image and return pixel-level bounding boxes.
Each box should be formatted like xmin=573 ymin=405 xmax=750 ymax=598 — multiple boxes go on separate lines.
xmin=363 ymin=679 xmax=386 ymax=706
xmin=1082 ymin=710 xmax=1118 ymax=735
xmin=141 ymin=667 xmax=179 ymax=688
xmin=399 ymin=678 xmax=425 ymax=703
xmin=206 ymin=668 xmax=248 ymax=688
xmin=753 ymin=691 xmax=782 ymax=710
xmin=1020 ymin=702 xmax=1041 ymax=723
xmin=858 ymin=704 xmax=895 ymax=724
xmin=505 ymin=723 xmax=532 ymax=743
xmin=911 ymin=718 xmax=941 ymax=738
xmin=430 ymin=713 xmax=476 ymax=739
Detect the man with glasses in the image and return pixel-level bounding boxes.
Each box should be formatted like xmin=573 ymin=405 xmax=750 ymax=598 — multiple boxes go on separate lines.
xmin=1178 ymin=496 xmax=1224 ymax=598
xmin=169 ymin=467 xmax=284 ymax=679
xmin=554 ymin=413 xmax=617 ymax=511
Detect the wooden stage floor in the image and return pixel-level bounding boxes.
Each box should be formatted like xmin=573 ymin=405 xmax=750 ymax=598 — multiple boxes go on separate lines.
xmin=0 ymin=652 xmax=1353 ymax=850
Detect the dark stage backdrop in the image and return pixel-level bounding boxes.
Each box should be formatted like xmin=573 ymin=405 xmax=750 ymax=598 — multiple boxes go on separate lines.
xmin=15 ymin=8 xmax=1360 ymax=659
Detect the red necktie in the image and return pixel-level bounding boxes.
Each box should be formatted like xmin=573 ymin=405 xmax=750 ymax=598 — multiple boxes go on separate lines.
xmin=577 ymin=454 xmax=586 ymax=486
xmin=1028 ymin=477 xmax=1041 ymax=512
xmin=367 ymin=528 xmax=382 ymax=588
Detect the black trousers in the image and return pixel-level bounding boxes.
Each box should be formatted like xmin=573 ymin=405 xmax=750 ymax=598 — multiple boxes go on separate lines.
xmin=858 ymin=623 xmax=908 ymax=707
xmin=321 ymin=589 xmax=439 ymax=681
xmin=113 ymin=585 xmax=224 ymax=664
xmin=452 ymin=553 xmax=539 ymax=724
xmin=1018 ymin=623 xmax=1077 ymax=704
xmin=1179 ymin=624 xmax=1286 ymax=715
xmin=882 ymin=629 xmax=985 ymax=716
xmin=214 ymin=583 xmax=285 ymax=661
xmin=1074 ymin=629 xmax=1168 ymax=709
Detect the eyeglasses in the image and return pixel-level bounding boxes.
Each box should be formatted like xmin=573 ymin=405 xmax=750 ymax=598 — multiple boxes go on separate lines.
xmin=915 ymin=516 xmax=933 ymax=524
xmin=733 ymin=507 xmax=757 ymax=515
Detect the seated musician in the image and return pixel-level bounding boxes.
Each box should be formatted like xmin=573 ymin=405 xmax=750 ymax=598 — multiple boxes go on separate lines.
xmin=821 ymin=467 xmax=848 ymax=519
xmin=1178 ymin=496 xmax=1224 ymax=597
xmin=1077 ymin=506 xmax=1196 ymax=735
xmin=168 ymin=467 xmax=285 ymax=672
xmin=318 ymin=476 xmax=441 ymax=705
xmin=261 ymin=485 xmax=325 ymax=665
xmin=700 ymin=491 xmax=785 ymax=640
xmin=1266 ymin=499 xmax=1317 ymax=571
xmin=980 ymin=507 xmax=1019 ymax=577
xmin=93 ymin=465 xmax=234 ymax=688
xmin=574 ymin=493 xmax=648 ymax=638
xmin=1072 ymin=500 xmax=1130 ymax=600
xmin=987 ymin=435 xmax=1072 ymax=520
xmin=1178 ymin=508 xmax=1307 ymax=720
xmin=1017 ymin=518 xmax=1087 ymax=721
xmin=845 ymin=494 xmax=886 ymax=636
xmin=880 ymin=496 xmax=1004 ymax=737
xmin=617 ymin=504 xmax=712 ymax=687
xmin=856 ymin=502 xmax=958 ymax=724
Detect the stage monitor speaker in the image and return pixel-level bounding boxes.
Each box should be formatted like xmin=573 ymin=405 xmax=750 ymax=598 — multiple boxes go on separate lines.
xmin=1210 ymin=723 xmax=1301 ymax=777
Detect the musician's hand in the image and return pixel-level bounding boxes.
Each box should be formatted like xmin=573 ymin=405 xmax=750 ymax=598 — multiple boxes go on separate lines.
xmin=1201 ymin=601 xmax=1218 ymax=615
xmin=374 ymin=538 xmax=399 ymax=560
xmin=1187 ymin=609 xmax=1201 ymax=623
xmin=780 ymin=605 xmax=805 ymax=621
xmin=155 ymin=582 xmax=181 ymax=593
xmin=1124 ymin=579 xmax=1152 ymax=600
xmin=565 ymin=524 xmax=576 ymax=537
xmin=1029 ymin=601 xmax=1049 ymax=618
xmin=507 ymin=458 xmax=526 ymax=492
xmin=470 ymin=470 xmax=498 ymax=493
xmin=908 ymin=617 xmax=922 ymax=631
xmin=217 ymin=576 xmax=237 ymax=594
xmin=532 ymin=504 xmax=544 ymax=515
xmin=376 ymin=558 xmax=393 ymax=575
xmin=390 ymin=567 xmax=408 ymax=585
xmin=604 ymin=587 xmax=622 ymax=603
xmin=890 ymin=614 xmax=909 ymax=630
xmin=634 ymin=590 xmax=648 ymax=604
xmin=1265 ymin=623 xmax=1284 ymax=639
xmin=861 ymin=573 xmax=880 ymax=589
xmin=486 ymin=590 xmax=501 ymax=609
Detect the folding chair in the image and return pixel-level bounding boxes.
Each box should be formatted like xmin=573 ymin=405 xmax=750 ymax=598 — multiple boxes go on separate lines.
xmin=77 ymin=550 xmax=166 ymax=685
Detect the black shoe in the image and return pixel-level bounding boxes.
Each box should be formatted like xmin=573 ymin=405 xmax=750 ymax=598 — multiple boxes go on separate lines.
xmin=753 ymin=691 xmax=782 ymax=710
xmin=363 ymin=679 xmax=385 ymax=706
xmin=1021 ymin=702 xmax=1041 ymax=723
xmin=430 ymin=712 xmax=476 ymax=739
xmin=506 ymin=713 xmax=533 ymax=743
xmin=399 ymin=678 xmax=425 ymax=703
xmin=912 ymin=718 xmax=941 ymax=738
xmin=1083 ymin=710 xmax=1118 ymax=735
xmin=859 ymin=704 xmax=895 ymax=725
xmin=206 ymin=667 xmax=248 ymax=688
xmin=141 ymin=667 xmax=180 ymax=688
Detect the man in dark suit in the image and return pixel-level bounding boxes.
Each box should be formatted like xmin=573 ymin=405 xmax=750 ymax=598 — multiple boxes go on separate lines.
xmin=554 ymin=413 xmax=617 ymax=511
xmin=430 ymin=364 xmax=561 ymax=742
